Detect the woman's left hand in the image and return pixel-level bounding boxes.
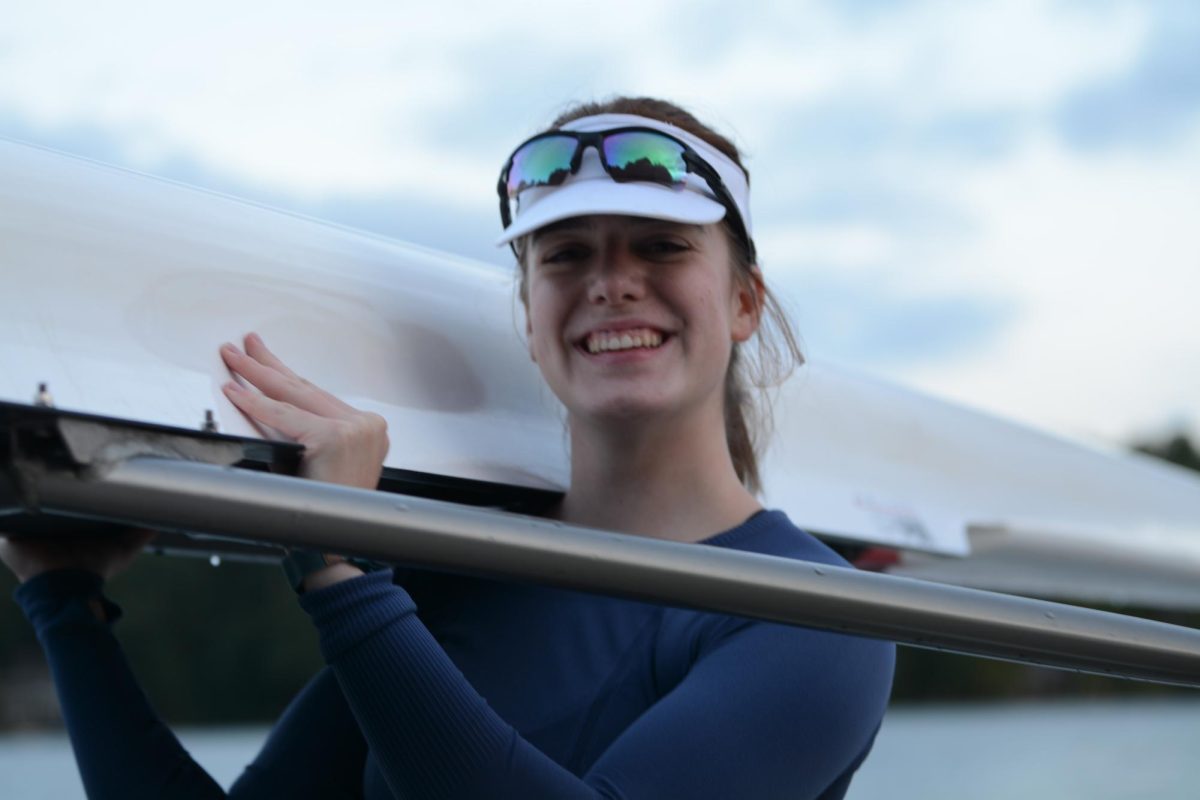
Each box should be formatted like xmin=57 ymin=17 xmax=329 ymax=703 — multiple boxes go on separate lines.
xmin=220 ymin=333 xmax=389 ymax=490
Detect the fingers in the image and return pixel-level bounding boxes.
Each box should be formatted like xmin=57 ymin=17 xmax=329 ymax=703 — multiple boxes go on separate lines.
xmin=242 ymin=332 xmax=300 ymax=379
xmin=218 ymin=333 xmax=389 ymax=489
xmin=224 ymin=380 xmax=389 ymax=487
xmin=222 ymin=380 xmax=328 ymax=442
xmin=0 ymin=527 xmax=156 ymax=584
xmin=246 ymin=334 xmax=355 ymax=415
xmin=220 ymin=335 xmax=351 ymax=419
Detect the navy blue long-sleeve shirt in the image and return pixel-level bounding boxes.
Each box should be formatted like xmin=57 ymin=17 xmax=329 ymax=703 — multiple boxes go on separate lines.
xmin=16 ymin=509 xmax=895 ymax=799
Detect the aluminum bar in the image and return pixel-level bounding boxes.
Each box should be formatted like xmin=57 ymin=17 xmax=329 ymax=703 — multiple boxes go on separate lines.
xmin=23 ymin=456 xmax=1200 ymax=688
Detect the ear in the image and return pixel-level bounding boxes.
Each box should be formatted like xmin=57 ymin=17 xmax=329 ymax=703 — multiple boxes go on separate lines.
xmin=730 ymin=266 xmax=764 ymax=344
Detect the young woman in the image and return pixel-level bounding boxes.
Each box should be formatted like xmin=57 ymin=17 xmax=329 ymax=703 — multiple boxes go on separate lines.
xmin=3 ymin=97 xmax=894 ymax=799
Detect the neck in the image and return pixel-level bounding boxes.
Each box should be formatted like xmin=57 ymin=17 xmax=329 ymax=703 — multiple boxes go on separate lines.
xmin=558 ymin=404 xmax=761 ymax=542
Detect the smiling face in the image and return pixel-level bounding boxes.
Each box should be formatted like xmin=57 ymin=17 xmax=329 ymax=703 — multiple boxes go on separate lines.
xmin=523 ymin=215 xmax=760 ymax=430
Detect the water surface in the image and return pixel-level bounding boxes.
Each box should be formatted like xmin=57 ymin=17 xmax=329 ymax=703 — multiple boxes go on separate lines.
xmin=0 ymin=699 xmax=1196 ymax=799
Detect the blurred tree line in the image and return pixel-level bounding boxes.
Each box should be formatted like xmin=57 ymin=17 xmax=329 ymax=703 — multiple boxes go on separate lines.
xmin=1 ymin=433 xmax=1198 ymax=729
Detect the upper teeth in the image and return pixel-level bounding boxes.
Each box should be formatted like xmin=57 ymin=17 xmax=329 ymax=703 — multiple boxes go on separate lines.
xmin=586 ymin=328 xmax=664 ymax=354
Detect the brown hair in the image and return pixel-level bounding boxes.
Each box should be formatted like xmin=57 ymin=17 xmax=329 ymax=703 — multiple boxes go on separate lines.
xmin=515 ymin=96 xmax=804 ymax=493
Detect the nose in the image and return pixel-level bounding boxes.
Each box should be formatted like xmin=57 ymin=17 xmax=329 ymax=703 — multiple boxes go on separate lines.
xmin=586 ymin=240 xmax=646 ymax=306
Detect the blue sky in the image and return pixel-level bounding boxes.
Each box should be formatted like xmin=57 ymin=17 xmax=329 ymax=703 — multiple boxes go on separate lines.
xmin=3 ymin=0 xmax=1197 ymax=446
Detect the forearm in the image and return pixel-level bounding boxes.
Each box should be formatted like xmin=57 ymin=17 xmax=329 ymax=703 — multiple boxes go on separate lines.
xmin=300 ymin=571 xmax=595 ymax=799
xmin=15 ymin=570 xmax=227 ymax=800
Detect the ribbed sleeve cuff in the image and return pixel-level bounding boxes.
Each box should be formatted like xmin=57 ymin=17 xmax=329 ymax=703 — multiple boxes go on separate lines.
xmin=299 ymin=569 xmax=418 ymax=662
xmin=13 ymin=569 xmax=123 ymax=635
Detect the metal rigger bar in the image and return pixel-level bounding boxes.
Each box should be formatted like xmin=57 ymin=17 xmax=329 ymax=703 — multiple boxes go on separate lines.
xmin=18 ymin=454 xmax=1200 ymax=688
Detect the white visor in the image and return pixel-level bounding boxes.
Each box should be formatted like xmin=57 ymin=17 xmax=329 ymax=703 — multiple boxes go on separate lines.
xmin=496 ymin=113 xmax=752 ymax=246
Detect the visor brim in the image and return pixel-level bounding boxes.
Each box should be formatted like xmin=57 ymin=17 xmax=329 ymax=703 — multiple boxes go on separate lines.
xmin=495 ymin=179 xmax=727 ymax=246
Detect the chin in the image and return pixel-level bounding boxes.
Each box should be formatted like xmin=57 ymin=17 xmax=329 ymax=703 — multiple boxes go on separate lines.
xmin=572 ymin=392 xmax=676 ymax=424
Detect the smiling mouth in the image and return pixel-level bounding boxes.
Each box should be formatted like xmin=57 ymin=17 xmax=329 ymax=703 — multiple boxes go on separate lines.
xmin=582 ymin=327 xmax=667 ymax=355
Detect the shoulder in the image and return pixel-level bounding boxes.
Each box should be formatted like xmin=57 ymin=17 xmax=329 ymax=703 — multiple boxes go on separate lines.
xmin=702 ymin=508 xmax=850 ymax=568
xmin=666 ymin=508 xmax=896 ymax=696
xmin=646 ymin=515 xmax=896 ymax=794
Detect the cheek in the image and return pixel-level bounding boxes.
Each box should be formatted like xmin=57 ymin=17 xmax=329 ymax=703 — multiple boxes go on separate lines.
xmin=690 ymin=283 xmax=730 ymax=336
xmin=525 ymin=286 xmax=559 ymax=360
xmin=525 ymin=314 xmax=542 ymax=362
xmin=523 ymin=305 xmax=537 ymax=360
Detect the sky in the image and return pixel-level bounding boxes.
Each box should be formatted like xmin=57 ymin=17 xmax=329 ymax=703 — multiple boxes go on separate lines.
xmin=3 ymin=0 xmax=1198 ymax=449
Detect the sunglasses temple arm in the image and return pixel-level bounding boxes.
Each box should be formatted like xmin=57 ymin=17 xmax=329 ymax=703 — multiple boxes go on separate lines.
xmin=497 ymin=176 xmax=512 ymax=229
xmin=495 ymin=175 xmax=524 ymax=259
xmin=687 ymin=156 xmax=756 ymax=263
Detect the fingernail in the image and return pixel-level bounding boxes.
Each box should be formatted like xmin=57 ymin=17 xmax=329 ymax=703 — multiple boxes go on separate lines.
xmin=223 ymin=381 xmax=243 ymax=393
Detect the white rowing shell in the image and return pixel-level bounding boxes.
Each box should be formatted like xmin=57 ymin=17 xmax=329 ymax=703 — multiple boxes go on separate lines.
xmin=4 ymin=138 xmax=1199 ymax=605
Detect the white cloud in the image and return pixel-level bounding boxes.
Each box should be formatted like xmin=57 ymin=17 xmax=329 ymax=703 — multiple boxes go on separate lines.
xmin=0 ymin=1 xmax=1154 ymax=197
xmin=757 ymin=223 xmax=899 ymax=269
xmin=2 ymin=3 xmax=528 ymax=197
xmin=896 ymin=0 xmax=1148 ymax=112
xmin=894 ymin=124 xmax=1200 ymax=443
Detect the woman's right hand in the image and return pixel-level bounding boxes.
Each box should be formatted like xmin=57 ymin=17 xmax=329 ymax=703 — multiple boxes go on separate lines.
xmin=220 ymin=333 xmax=389 ymax=490
xmin=0 ymin=528 xmax=155 ymax=584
